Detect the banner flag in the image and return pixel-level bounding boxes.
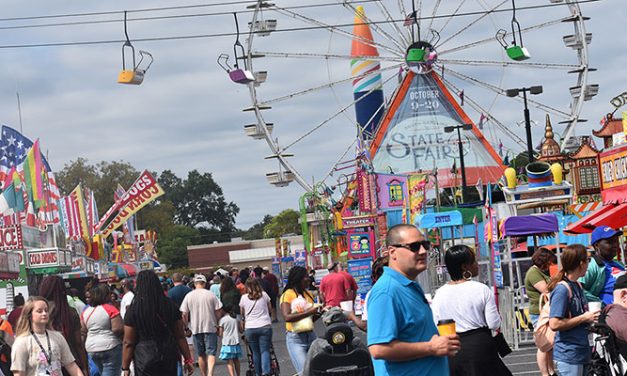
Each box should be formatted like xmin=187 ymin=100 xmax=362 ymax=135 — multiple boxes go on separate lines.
xmin=69 ymin=184 xmax=95 ymax=258
xmin=408 ymin=173 xmax=429 ymax=224
xmin=101 ymin=171 xmax=164 ymax=238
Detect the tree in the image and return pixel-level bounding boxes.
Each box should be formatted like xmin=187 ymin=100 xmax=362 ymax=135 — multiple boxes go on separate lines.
xmin=56 ymin=158 xmax=139 ymax=217
xmin=264 ymin=209 xmax=301 ymax=238
xmin=161 ymin=169 xmax=239 ymax=231
xmin=157 ymin=225 xmax=200 ymax=268
xmin=242 ymin=214 xmax=273 ymax=240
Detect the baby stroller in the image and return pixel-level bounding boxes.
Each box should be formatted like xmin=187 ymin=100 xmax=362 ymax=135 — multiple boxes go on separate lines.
xmin=588 ymin=320 xmax=627 ymax=375
xmin=241 ymin=335 xmax=280 ymax=376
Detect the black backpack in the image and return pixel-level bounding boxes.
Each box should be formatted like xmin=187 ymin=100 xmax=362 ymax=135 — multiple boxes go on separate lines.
xmin=0 ymin=320 xmax=12 ymax=376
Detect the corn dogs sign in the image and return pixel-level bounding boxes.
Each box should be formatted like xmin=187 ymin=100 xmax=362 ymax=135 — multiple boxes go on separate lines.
xmin=101 ymin=170 xmax=164 ymax=237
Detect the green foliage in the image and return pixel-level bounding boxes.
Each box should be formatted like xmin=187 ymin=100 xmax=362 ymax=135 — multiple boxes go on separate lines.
xmin=56 ymin=159 xmax=139 ymax=217
xmin=56 ymin=160 xmax=240 ymax=269
xmin=242 ymin=214 xmax=273 ymax=240
xmin=158 ymin=169 xmax=239 ymax=231
xmin=264 ymin=209 xmax=301 ymax=238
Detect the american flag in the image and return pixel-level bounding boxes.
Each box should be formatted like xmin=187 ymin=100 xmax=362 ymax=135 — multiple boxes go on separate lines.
xmin=403 ymin=11 xmax=417 ymax=26
xmin=0 ymin=125 xmax=60 ymax=224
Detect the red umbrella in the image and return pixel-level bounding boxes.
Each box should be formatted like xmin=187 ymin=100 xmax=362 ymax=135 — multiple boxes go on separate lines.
xmin=565 ymin=203 xmax=627 ymax=234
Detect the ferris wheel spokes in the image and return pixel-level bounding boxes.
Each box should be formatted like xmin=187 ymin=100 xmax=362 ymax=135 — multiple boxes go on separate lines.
xmin=258 ymin=63 xmax=403 ymax=107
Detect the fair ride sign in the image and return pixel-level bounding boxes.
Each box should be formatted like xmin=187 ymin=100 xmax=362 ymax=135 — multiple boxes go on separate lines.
xmin=370 ymin=71 xmax=504 ymax=188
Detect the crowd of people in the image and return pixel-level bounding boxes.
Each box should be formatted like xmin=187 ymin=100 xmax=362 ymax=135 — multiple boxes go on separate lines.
xmin=0 ymin=223 xmax=625 ymax=376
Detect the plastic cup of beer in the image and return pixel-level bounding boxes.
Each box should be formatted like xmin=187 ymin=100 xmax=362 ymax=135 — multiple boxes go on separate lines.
xmin=588 ymin=302 xmax=602 ymax=313
xmin=437 ymin=319 xmax=456 ymax=336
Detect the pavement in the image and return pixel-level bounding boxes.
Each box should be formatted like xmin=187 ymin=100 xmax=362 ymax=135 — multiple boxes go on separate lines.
xmin=198 ymin=317 xmax=541 ymax=376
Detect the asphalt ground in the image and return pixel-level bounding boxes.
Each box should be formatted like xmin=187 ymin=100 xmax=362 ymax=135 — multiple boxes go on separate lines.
xmin=199 ymin=317 xmax=542 ymax=376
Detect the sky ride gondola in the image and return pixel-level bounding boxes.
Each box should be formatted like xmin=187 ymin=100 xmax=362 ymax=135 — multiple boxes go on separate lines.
xmin=117 ymin=11 xmax=154 ymax=85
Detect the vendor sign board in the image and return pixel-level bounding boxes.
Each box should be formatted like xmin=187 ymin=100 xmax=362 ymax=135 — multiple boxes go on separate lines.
xmin=342 ymin=215 xmax=376 ymax=229
xmin=137 ymin=260 xmax=153 ymax=271
xmin=347 ymin=258 xmax=373 ymax=296
xmin=599 ymin=144 xmax=627 ymax=203
xmin=0 ymin=225 xmax=22 ymax=251
xmin=26 ymin=248 xmax=72 ymax=269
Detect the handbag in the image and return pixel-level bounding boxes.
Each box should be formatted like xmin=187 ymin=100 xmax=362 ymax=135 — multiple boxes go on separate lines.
xmin=291 ymin=316 xmax=314 ymax=333
xmin=493 ymin=331 xmax=512 ymax=357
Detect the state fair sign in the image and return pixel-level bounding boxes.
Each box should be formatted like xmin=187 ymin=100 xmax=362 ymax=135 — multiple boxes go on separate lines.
xmin=0 ymin=225 xmax=23 ymax=251
xmin=101 ymin=171 xmax=165 ymax=238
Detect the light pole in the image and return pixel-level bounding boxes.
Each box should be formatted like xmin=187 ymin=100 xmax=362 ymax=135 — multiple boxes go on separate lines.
xmin=444 ymin=123 xmax=473 ymax=192
xmin=506 ymin=85 xmax=543 ymax=163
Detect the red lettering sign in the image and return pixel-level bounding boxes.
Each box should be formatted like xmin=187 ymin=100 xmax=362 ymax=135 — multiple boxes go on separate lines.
xmin=27 ymin=249 xmax=59 ymax=268
xmin=0 ymin=226 xmax=23 ymax=251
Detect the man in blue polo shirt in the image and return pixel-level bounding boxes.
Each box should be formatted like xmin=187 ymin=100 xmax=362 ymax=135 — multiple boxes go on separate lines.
xmin=367 ymin=224 xmax=460 ymax=376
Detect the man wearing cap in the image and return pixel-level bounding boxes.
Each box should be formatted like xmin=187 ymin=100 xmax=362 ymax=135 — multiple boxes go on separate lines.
xmin=580 ymin=226 xmax=625 ymax=305
xmin=319 ymin=261 xmax=350 ymax=308
xmin=368 ymin=224 xmax=459 ymax=376
xmin=180 ymin=274 xmax=223 ymax=376
xmin=604 ymin=274 xmax=627 ymax=343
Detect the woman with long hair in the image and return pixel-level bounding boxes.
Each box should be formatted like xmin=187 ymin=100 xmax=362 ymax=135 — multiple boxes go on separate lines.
xmin=39 ymin=276 xmax=89 ymax=376
xmin=122 ymin=270 xmax=193 ymax=376
xmin=280 ymin=266 xmax=321 ymax=375
xmin=239 ymin=278 xmax=273 ymax=376
xmin=431 ymin=245 xmax=511 ymax=376
xmin=220 ymin=276 xmax=240 ymax=314
xmin=548 ymin=244 xmax=600 ymax=376
xmin=524 ymin=248 xmax=557 ymax=376
xmin=11 ymin=297 xmax=84 ymax=376
xmin=80 ymin=283 xmax=123 ymax=376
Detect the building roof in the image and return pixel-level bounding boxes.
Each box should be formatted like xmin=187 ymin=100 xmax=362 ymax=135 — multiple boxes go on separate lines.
xmin=593 ymin=116 xmax=622 ymax=138
xmin=539 ymin=115 xmax=564 ymax=161
xmin=568 ymin=136 xmax=600 ymax=159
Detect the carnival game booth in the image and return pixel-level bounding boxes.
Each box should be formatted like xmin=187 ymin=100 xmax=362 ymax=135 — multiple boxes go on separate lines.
xmin=500 ymin=213 xmax=561 ymax=350
xmin=60 ymin=254 xmax=96 ymax=296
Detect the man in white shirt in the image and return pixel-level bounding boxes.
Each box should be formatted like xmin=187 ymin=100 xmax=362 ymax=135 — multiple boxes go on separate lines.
xmin=180 ymin=274 xmax=223 ymax=376
xmin=119 ymin=279 xmax=135 ymax=319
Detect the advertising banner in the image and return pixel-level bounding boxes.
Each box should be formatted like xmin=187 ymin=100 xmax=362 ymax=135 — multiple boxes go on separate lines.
xmin=347 ymin=229 xmax=374 ymax=259
xmin=347 ymin=258 xmax=373 ymax=296
xmin=294 ymin=250 xmax=307 ymax=268
xmin=101 ymin=171 xmax=165 ymax=237
xmin=370 ymin=72 xmax=503 ymax=187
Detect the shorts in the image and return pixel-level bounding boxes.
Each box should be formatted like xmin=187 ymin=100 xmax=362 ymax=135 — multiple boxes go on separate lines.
xmin=193 ymin=333 xmax=218 ymax=357
xmin=529 ymin=313 xmax=539 ymax=328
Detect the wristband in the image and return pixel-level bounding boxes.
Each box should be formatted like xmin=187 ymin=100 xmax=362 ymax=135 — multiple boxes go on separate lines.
xmin=122 ymin=368 xmax=130 ymax=372
xmin=184 ymin=358 xmax=194 ymax=365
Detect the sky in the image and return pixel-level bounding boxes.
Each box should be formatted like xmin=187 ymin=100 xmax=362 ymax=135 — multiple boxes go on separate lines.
xmin=0 ymin=0 xmax=624 ymax=230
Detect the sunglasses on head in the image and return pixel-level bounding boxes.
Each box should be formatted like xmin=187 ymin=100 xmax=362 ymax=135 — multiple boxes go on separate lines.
xmin=391 ymin=240 xmax=431 ymax=253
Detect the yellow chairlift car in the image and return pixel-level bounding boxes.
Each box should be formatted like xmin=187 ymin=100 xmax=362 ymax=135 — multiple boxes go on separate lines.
xmin=117 ymin=11 xmax=154 ymax=85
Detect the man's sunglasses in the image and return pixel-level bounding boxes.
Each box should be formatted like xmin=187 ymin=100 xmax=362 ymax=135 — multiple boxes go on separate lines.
xmin=391 ymin=240 xmax=431 ymax=253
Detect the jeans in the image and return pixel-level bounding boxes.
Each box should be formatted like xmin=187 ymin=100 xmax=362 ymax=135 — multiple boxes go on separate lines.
xmin=89 ymin=344 xmax=122 ymax=376
xmin=285 ymin=330 xmax=316 ymax=375
xmin=245 ymin=326 xmax=273 ymax=376
xmin=555 ymin=361 xmax=587 ymax=376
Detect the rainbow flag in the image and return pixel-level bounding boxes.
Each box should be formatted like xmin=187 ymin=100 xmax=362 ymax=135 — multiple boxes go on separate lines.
xmin=22 ymin=140 xmax=44 ymax=208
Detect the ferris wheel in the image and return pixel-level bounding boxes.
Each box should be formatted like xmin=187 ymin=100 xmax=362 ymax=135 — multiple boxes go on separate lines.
xmin=226 ymin=0 xmax=596 ymax=193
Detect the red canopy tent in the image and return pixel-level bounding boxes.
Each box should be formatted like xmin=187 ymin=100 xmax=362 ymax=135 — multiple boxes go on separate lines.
xmin=564 ymin=203 xmax=627 ymax=234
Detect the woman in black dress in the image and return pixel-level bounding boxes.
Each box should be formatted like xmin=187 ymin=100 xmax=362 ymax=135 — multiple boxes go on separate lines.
xmin=122 ymin=270 xmax=194 ymax=376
